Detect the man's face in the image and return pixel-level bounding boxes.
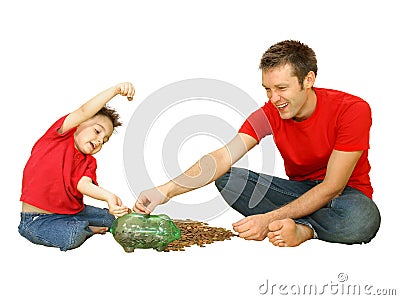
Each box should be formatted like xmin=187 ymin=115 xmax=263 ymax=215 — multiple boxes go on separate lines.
xmin=74 ymin=115 xmax=114 ymax=155
xmin=262 ymin=64 xmax=315 ymax=121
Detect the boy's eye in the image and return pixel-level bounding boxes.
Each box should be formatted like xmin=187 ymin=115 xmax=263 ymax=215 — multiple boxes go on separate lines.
xmin=95 ymin=129 xmax=100 ymax=134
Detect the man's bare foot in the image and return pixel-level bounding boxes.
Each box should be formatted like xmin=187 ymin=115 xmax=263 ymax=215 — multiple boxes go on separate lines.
xmin=267 ymin=218 xmax=313 ymax=247
xmin=89 ymin=226 xmax=108 ymax=234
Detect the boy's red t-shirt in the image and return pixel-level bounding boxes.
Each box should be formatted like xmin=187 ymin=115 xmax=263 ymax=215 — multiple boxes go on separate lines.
xmin=20 ymin=115 xmax=98 ymax=214
xmin=239 ymin=87 xmax=373 ymax=199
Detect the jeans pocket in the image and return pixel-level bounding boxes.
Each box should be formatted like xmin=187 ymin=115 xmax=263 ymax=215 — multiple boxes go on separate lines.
xmin=327 ymin=197 xmax=338 ymax=209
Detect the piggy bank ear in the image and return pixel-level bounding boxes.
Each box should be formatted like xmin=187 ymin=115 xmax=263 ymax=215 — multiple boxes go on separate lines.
xmin=158 ymin=214 xmax=172 ymax=221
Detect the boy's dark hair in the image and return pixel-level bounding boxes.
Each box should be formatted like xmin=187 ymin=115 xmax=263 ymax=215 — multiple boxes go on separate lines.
xmin=94 ymin=105 xmax=122 ymax=130
xmin=259 ymin=40 xmax=318 ymax=87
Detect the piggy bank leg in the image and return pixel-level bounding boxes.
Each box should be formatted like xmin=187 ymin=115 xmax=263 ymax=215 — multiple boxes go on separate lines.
xmin=155 ymin=244 xmax=167 ymax=252
xmin=123 ymin=246 xmax=135 ymax=253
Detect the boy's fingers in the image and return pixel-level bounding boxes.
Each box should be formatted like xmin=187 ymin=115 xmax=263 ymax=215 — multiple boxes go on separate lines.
xmin=127 ymin=84 xmax=135 ymax=100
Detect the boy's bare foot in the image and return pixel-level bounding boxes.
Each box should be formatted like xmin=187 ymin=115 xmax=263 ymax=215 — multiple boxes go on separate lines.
xmin=267 ymin=218 xmax=313 ymax=247
xmin=89 ymin=226 xmax=108 ymax=234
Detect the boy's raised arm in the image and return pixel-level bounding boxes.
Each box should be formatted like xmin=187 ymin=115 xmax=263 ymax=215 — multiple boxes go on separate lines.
xmin=59 ymin=82 xmax=134 ymax=134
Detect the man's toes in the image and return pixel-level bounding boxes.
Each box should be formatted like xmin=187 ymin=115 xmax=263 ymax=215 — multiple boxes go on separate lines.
xmin=268 ymin=233 xmax=282 ymax=245
xmin=268 ymin=219 xmax=284 ymax=232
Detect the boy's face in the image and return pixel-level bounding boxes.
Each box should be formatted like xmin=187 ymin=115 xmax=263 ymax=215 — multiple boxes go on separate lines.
xmin=74 ymin=115 xmax=114 ymax=155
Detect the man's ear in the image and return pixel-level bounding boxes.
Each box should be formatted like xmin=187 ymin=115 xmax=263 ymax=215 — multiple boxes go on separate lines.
xmin=303 ymin=71 xmax=316 ymax=88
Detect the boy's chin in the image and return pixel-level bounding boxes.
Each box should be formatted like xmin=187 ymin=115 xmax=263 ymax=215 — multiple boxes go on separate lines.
xmin=77 ymin=144 xmax=94 ymax=155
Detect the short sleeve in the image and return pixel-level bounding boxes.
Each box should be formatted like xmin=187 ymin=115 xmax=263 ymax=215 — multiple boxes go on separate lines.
xmin=239 ymin=106 xmax=272 ymax=142
xmin=83 ymin=157 xmax=98 ymax=186
xmin=334 ymin=101 xmax=372 ymax=151
xmin=44 ymin=115 xmax=72 ymax=138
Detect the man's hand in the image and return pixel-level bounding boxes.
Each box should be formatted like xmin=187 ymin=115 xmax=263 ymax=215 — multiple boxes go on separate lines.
xmin=232 ymin=213 xmax=275 ymax=241
xmin=133 ymin=186 xmax=170 ymax=214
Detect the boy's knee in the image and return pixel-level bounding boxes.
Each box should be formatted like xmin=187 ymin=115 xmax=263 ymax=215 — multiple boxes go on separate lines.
xmin=61 ymin=221 xmax=92 ymax=251
xmin=102 ymin=208 xmax=116 ymax=228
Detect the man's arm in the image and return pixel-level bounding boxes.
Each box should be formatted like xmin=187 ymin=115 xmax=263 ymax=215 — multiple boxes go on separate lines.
xmin=133 ymin=133 xmax=258 ymax=213
xmin=274 ymin=149 xmax=363 ymax=218
xmin=233 ymin=149 xmax=363 ymax=240
xmin=59 ymin=82 xmax=134 ymax=134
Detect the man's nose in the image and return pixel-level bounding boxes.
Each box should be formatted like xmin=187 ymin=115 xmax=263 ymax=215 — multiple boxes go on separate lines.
xmin=269 ymin=91 xmax=281 ymax=103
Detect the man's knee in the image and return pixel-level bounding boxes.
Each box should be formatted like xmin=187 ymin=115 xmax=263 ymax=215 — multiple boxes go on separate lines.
xmin=346 ymin=200 xmax=381 ymax=244
xmin=215 ymin=167 xmax=253 ymax=191
xmin=215 ymin=169 xmax=232 ymax=191
xmin=315 ymin=195 xmax=381 ymax=244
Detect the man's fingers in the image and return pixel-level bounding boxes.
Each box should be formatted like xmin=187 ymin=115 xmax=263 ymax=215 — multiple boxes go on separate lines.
xmin=232 ymin=217 xmax=251 ymax=232
xmin=232 ymin=217 xmax=248 ymax=228
xmin=133 ymin=201 xmax=151 ymax=214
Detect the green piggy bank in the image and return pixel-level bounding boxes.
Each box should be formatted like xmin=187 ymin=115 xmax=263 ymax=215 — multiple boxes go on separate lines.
xmin=110 ymin=212 xmax=181 ymax=252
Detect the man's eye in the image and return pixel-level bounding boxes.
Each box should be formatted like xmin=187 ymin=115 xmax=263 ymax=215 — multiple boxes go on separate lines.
xmin=95 ymin=129 xmax=100 ymax=134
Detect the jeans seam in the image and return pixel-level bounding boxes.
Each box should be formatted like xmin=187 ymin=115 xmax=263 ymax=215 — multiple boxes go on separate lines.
xmin=238 ymin=172 xmax=300 ymax=199
xmin=249 ymin=176 xmax=300 ymax=198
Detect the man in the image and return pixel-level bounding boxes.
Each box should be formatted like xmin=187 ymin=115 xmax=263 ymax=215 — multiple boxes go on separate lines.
xmin=133 ymin=40 xmax=381 ymax=247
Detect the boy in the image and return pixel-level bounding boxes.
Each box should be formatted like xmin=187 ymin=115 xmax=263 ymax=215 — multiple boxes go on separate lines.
xmin=19 ymin=82 xmax=135 ymax=251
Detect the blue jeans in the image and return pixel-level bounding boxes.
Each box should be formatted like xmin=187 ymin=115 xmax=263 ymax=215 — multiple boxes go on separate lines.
xmin=18 ymin=205 xmax=115 ymax=251
xmin=215 ymin=167 xmax=381 ymax=244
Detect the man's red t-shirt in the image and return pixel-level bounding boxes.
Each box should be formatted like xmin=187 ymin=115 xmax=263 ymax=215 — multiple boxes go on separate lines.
xmin=20 ymin=115 xmax=98 ymax=214
xmin=239 ymin=87 xmax=373 ymax=199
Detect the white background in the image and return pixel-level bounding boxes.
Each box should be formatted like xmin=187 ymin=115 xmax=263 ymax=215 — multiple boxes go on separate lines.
xmin=1 ymin=0 xmax=399 ymax=299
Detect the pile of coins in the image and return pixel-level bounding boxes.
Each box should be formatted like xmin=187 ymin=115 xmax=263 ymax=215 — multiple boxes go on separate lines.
xmin=163 ymin=219 xmax=237 ymax=251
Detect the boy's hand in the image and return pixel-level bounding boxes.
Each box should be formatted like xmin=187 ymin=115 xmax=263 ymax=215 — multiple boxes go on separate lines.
xmin=107 ymin=194 xmax=130 ymax=217
xmin=115 ymin=82 xmax=135 ymax=101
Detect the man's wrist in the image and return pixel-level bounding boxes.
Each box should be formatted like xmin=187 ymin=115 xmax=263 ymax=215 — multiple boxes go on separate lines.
xmin=161 ymin=181 xmax=177 ymax=199
xmin=265 ymin=209 xmax=285 ymax=222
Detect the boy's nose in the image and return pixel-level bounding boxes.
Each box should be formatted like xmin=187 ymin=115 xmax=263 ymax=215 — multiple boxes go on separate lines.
xmin=94 ymin=139 xmax=103 ymax=147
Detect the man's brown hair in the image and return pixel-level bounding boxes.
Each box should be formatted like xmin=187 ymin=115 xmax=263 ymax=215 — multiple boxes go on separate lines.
xmin=259 ymin=40 xmax=318 ymax=87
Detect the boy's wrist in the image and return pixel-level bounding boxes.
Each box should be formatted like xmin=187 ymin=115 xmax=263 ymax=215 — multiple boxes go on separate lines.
xmin=105 ymin=193 xmax=118 ymax=204
xmin=110 ymin=85 xmax=120 ymax=97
